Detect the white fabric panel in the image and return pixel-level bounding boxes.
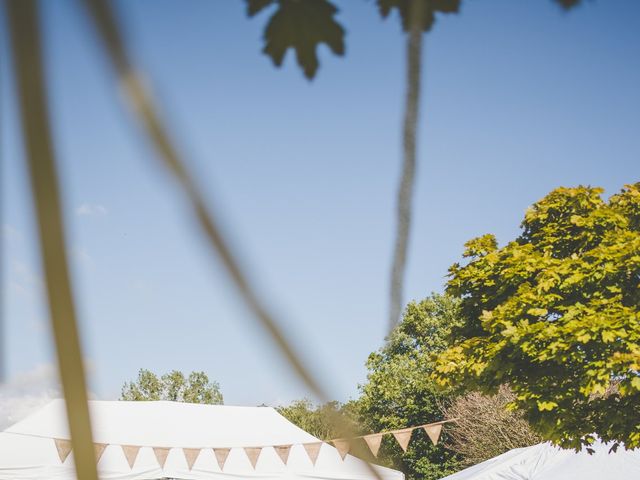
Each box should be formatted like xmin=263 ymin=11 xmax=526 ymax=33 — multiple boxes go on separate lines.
xmin=0 ymin=400 xmax=403 ymax=480
xmin=439 ymin=440 xmax=640 ymax=480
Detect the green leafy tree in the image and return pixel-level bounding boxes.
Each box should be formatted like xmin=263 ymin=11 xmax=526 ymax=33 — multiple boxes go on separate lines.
xmin=277 ymin=399 xmax=361 ymax=440
xmin=357 ymin=294 xmax=463 ymax=480
xmin=121 ymin=369 xmax=223 ymax=405
xmin=433 ymin=183 xmax=640 ymax=450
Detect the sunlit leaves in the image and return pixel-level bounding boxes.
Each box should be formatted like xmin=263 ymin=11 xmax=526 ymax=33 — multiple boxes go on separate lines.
xmin=246 ymin=0 xmax=345 ymax=79
xmin=433 ymin=183 xmax=640 ymax=450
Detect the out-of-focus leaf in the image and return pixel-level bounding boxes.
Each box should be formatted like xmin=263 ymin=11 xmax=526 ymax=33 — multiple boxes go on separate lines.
xmin=377 ymin=0 xmax=461 ymax=32
xmin=246 ymin=0 xmax=276 ymax=16
xmin=554 ymin=0 xmax=583 ymax=10
xmin=247 ymin=0 xmax=345 ymax=79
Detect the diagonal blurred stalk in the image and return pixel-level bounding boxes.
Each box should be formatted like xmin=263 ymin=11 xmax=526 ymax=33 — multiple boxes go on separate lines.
xmin=6 ymin=1 xmax=98 ymax=479
xmin=389 ymin=0 xmax=425 ymax=332
xmin=79 ymin=2 xmax=383 ymax=473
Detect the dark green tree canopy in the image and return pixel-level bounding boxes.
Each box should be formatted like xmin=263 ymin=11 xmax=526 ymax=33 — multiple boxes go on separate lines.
xmin=357 ymin=294 xmax=463 ymax=480
xmin=120 ymin=369 xmax=223 ymax=405
xmin=434 ymin=183 xmax=640 ymax=449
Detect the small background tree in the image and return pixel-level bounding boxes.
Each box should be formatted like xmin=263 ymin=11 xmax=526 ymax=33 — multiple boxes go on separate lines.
xmin=120 ymin=369 xmax=223 ymax=405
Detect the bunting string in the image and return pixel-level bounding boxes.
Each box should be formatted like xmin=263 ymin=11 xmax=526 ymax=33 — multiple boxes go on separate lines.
xmin=6 ymin=418 xmax=455 ymax=470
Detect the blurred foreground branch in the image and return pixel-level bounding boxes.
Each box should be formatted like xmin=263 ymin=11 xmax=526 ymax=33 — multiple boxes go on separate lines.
xmin=6 ymin=1 xmax=98 ymax=479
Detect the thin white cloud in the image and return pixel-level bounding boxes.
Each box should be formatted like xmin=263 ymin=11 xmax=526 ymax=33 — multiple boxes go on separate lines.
xmin=76 ymin=203 xmax=108 ymax=216
xmin=0 ymin=362 xmax=98 ymax=429
xmin=0 ymin=364 xmax=61 ymax=429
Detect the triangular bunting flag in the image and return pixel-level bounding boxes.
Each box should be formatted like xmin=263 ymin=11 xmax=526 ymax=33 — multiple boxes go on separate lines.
xmin=54 ymin=439 xmax=72 ymax=463
xmin=424 ymin=424 xmax=443 ymax=445
xmin=332 ymin=439 xmax=351 ymax=460
xmin=153 ymin=447 xmax=171 ymax=469
xmin=214 ymin=448 xmax=230 ymax=470
xmin=274 ymin=445 xmax=292 ymax=465
xmin=363 ymin=434 xmax=383 ymax=457
xmin=183 ymin=448 xmax=201 ymax=470
xmin=244 ymin=447 xmax=262 ymax=469
xmin=122 ymin=445 xmax=141 ymax=469
xmin=393 ymin=429 xmax=413 ymax=452
xmin=94 ymin=443 xmax=107 ymax=463
xmin=303 ymin=442 xmax=322 ymax=465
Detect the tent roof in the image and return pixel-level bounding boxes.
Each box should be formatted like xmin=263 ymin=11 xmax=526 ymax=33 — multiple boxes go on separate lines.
xmin=0 ymin=400 xmax=404 ymax=480
xmin=5 ymin=399 xmax=319 ymax=448
xmin=440 ymin=439 xmax=640 ymax=480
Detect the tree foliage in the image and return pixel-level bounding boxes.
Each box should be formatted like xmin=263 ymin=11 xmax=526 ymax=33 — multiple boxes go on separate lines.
xmin=120 ymin=369 xmax=223 ymax=405
xmin=357 ymin=294 xmax=463 ymax=480
xmin=442 ymin=385 xmax=541 ymax=466
xmin=433 ymin=184 xmax=640 ymax=449
xmin=245 ymin=0 xmax=586 ymax=80
xmin=245 ymin=0 xmax=345 ymax=79
xmin=276 ymin=399 xmax=361 ymax=440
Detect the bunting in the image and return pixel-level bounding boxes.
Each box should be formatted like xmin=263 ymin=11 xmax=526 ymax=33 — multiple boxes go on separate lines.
xmin=214 ymin=448 xmax=230 ymax=470
xmin=392 ymin=430 xmax=412 ymax=452
xmin=332 ymin=439 xmax=351 ymax=460
xmin=153 ymin=447 xmax=171 ymax=469
xmin=54 ymin=438 xmax=72 ymax=463
xmin=122 ymin=445 xmax=140 ymax=469
xmin=424 ymin=424 xmax=443 ymax=445
xmin=183 ymin=448 xmax=201 ymax=470
xmin=274 ymin=445 xmax=292 ymax=465
xmin=303 ymin=442 xmax=322 ymax=465
xmin=363 ymin=434 xmax=383 ymax=457
xmin=244 ymin=447 xmax=262 ymax=469
xmin=38 ymin=418 xmax=455 ymax=471
xmin=94 ymin=443 xmax=107 ymax=463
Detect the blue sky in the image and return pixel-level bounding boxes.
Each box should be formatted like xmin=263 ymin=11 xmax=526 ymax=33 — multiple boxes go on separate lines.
xmin=1 ymin=0 xmax=639 ymax=407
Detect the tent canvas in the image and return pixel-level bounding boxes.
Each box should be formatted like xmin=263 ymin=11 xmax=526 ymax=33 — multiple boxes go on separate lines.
xmin=0 ymin=400 xmax=404 ymax=480
xmin=439 ymin=439 xmax=640 ymax=480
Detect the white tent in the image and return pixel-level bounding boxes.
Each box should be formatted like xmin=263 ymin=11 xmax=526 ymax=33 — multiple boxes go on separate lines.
xmin=0 ymin=400 xmax=404 ymax=480
xmin=440 ymin=439 xmax=640 ymax=480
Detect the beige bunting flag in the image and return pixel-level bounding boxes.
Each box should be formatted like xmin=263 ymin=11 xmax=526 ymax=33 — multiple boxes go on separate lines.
xmin=94 ymin=443 xmax=107 ymax=463
xmin=214 ymin=448 xmax=231 ymax=470
xmin=153 ymin=447 xmax=170 ymax=468
xmin=183 ymin=448 xmax=201 ymax=470
xmin=332 ymin=439 xmax=351 ymax=460
xmin=303 ymin=442 xmax=322 ymax=465
xmin=392 ymin=429 xmax=413 ymax=452
xmin=363 ymin=434 xmax=383 ymax=457
xmin=122 ymin=445 xmax=141 ymax=469
xmin=244 ymin=447 xmax=262 ymax=469
xmin=424 ymin=424 xmax=443 ymax=445
xmin=54 ymin=439 xmax=72 ymax=463
xmin=274 ymin=445 xmax=292 ymax=465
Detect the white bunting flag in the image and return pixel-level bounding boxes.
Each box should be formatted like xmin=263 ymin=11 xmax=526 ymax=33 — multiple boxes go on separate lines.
xmin=274 ymin=445 xmax=292 ymax=465
xmin=392 ymin=429 xmax=413 ymax=452
xmin=94 ymin=443 xmax=107 ymax=463
xmin=424 ymin=424 xmax=443 ymax=445
xmin=244 ymin=447 xmax=262 ymax=469
xmin=183 ymin=448 xmax=201 ymax=470
xmin=303 ymin=442 xmax=322 ymax=465
xmin=153 ymin=447 xmax=170 ymax=468
xmin=122 ymin=445 xmax=141 ymax=469
xmin=214 ymin=448 xmax=231 ymax=470
xmin=332 ymin=439 xmax=351 ymax=460
xmin=54 ymin=439 xmax=72 ymax=463
xmin=363 ymin=434 xmax=383 ymax=457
